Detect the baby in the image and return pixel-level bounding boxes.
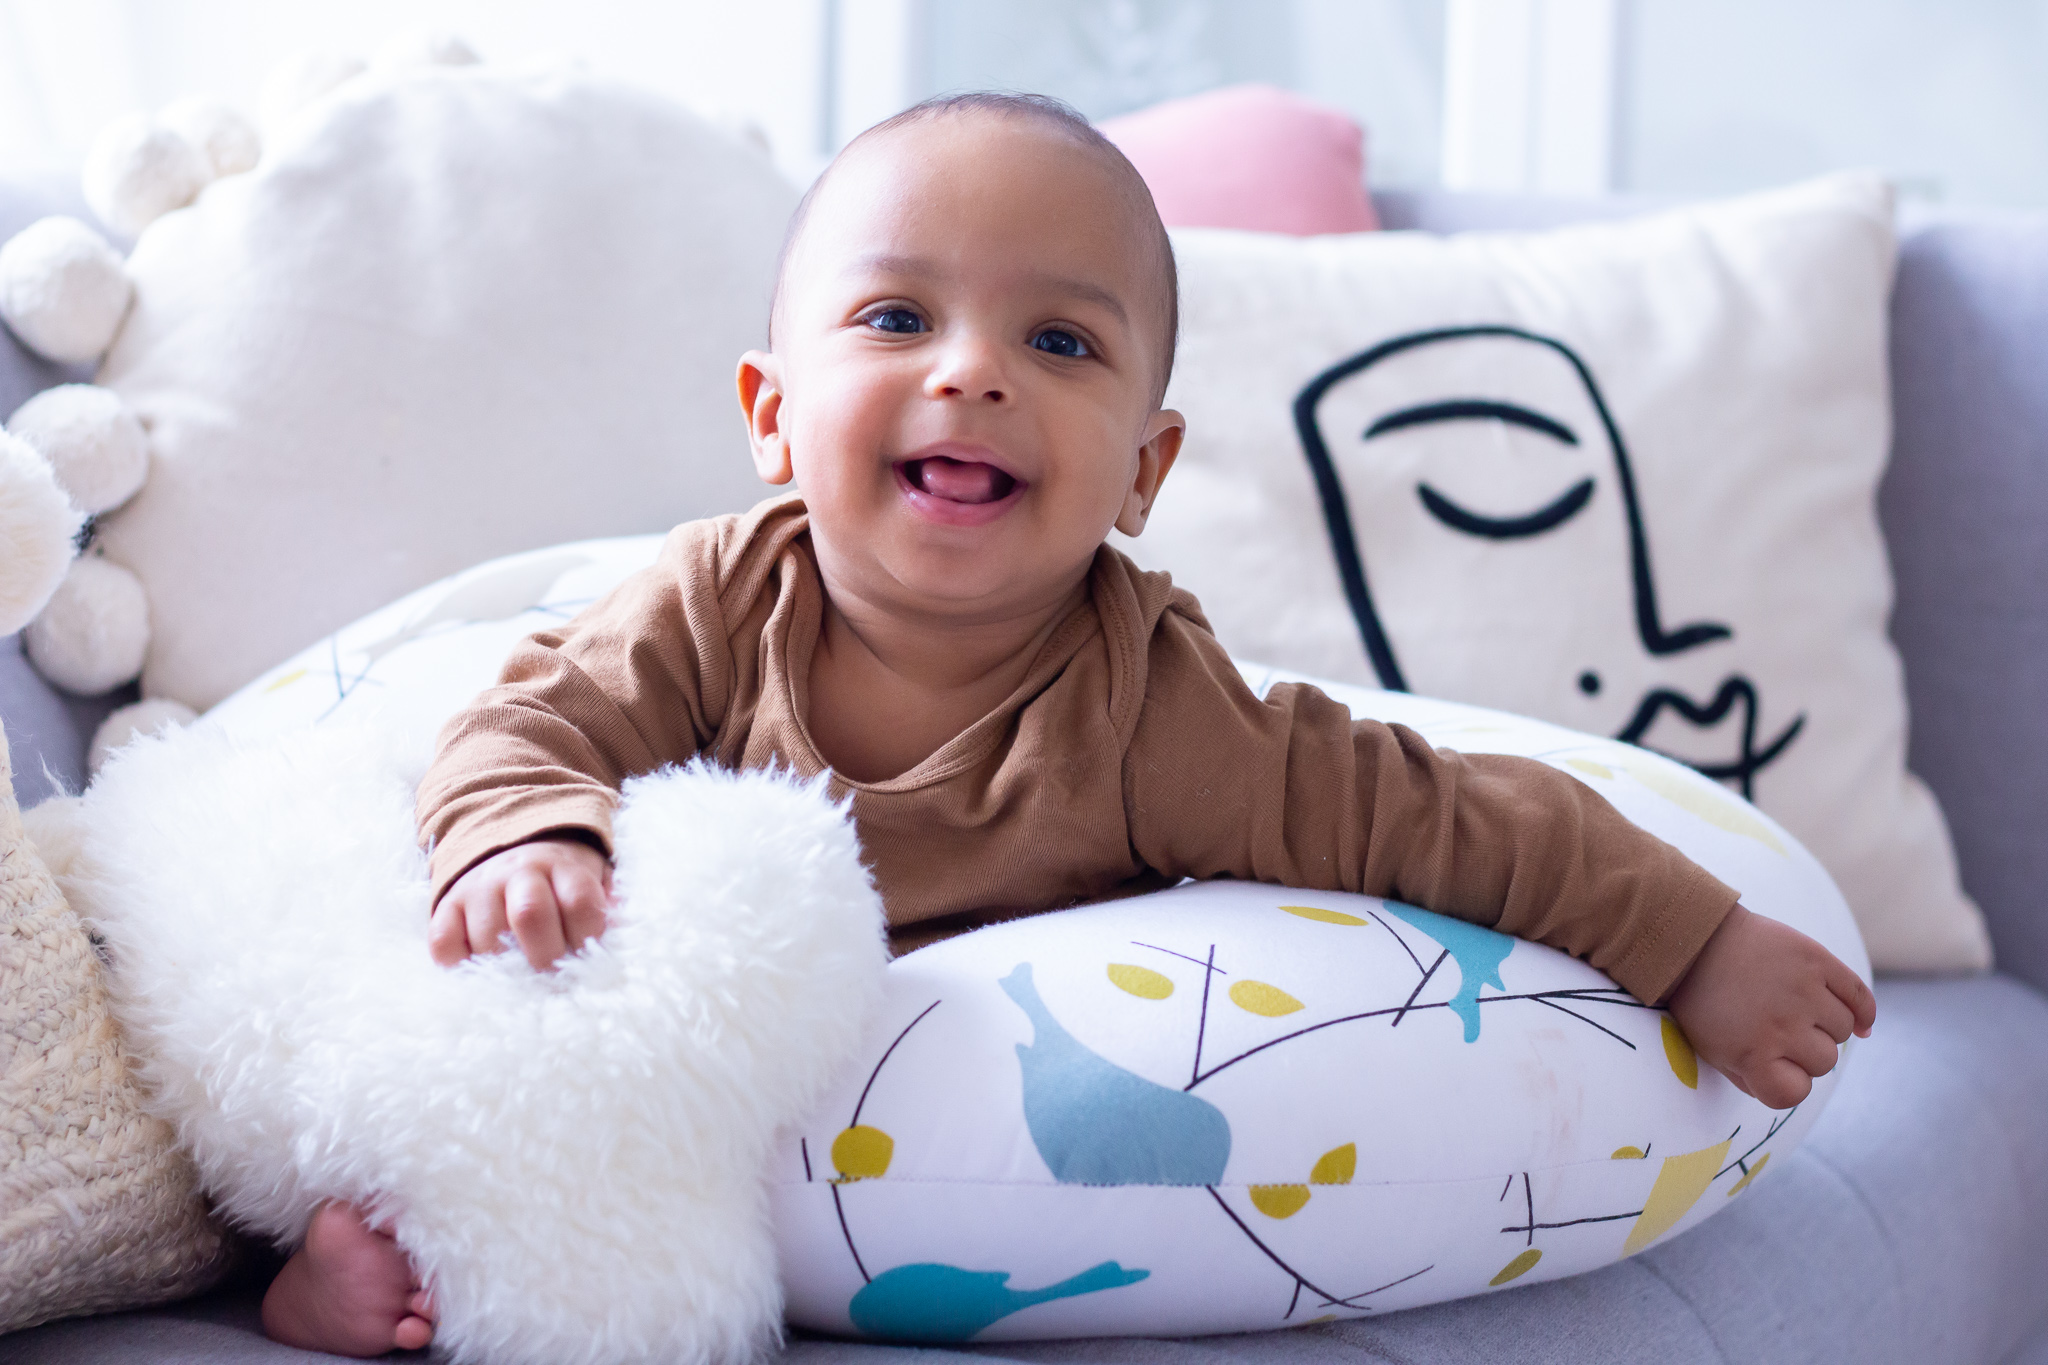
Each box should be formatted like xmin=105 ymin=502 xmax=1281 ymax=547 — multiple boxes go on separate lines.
xmin=261 ymin=92 xmax=1875 ymax=1356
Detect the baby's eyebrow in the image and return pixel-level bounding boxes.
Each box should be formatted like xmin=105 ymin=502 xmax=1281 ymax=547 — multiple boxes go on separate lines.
xmin=845 ymin=253 xmax=1130 ymax=325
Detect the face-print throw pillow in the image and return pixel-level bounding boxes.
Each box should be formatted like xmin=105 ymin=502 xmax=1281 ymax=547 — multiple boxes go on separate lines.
xmin=1123 ymin=174 xmax=1988 ymax=973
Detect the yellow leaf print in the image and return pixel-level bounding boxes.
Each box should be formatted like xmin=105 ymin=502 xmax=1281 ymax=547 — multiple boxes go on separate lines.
xmin=1662 ymin=1017 xmax=1699 ymax=1089
xmin=1622 ymin=1140 xmax=1731 ymax=1254
xmin=1490 ymin=1248 xmax=1542 ymax=1285
xmin=1279 ymin=904 xmax=1368 ymax=927
xmin=1566 ymin=758 xmax=1614 ymax=781
xmin=1616 ymin=753 xmax=1786 ymax=855
xmin=831 ymin=1125 xmax=894 ymax=1181
xmin=1229 ymin=979 xmax=1304 ymax=1016
xmin=1726 ymin=1152 xmax=1770 ymax=1196
xmin=263 ymin=667 xmax=309 ymax=693
xmin=1249 ymin=1185 xmax=1311 ymax=1219
xmin=1309 ymin=1143 xmax=1357 ymax=1185
xmin=1611 ymin=1146 xmax=1647 ymax=1160
xmin=1106 ymin=963 xmax=1174 ymax=1000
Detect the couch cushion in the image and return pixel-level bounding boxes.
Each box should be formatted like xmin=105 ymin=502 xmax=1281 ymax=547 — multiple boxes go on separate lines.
xmin=1881 ymin=211 xmax=2048 ymax=994
xmin=10 ymin=975 xmax=2044 ymax=1364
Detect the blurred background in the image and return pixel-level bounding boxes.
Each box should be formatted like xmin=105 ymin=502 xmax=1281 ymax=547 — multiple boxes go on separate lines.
xmin=4 ymin=0 xmax=2047 ymax=207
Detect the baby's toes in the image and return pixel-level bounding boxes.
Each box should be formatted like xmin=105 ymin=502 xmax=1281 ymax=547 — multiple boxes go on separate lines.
xmin=393 ymin=1313 xmax=435 ymax=1351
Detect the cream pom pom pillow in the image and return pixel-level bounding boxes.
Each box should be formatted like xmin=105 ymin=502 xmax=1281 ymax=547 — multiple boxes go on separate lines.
xmin=0 ymin=56 xmax=796 ymax=712
xmin=1127 ymin=174 xmax=1986 ymax=975
xmin=99 ymin=62 xmax=795 ymax=709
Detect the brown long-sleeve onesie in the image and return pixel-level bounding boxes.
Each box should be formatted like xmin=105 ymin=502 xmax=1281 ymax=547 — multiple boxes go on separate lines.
xmin=417 ymin=495 xmax=1737 ymax=1005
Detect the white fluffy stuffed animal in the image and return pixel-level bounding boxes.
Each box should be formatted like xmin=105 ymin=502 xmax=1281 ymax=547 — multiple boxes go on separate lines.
xmin=31 ymin=722 xmax=888 ymax=1365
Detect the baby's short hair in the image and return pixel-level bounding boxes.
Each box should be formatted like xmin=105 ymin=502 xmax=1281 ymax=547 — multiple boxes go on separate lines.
xmin=769 ymin=91 xmax=1180 ymax=404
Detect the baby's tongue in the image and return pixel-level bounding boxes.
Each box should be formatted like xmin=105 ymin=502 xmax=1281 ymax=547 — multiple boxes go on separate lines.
xmin=913 ymin=456 xmax=1013 ymax=504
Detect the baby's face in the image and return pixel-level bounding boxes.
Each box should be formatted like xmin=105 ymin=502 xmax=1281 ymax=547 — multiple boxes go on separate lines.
xmin=741 ymin=114 xmax=1182 ymax=624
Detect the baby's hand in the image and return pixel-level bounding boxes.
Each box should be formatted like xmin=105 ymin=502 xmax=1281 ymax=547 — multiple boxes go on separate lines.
xmin=429 ymin=837 xmax=612 ymax=971
xmin=1665 ymin=904 xmax=1876 ymax=1110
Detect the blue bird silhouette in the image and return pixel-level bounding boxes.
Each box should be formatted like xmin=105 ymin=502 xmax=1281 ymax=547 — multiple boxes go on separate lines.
xmin=1383 ymin=903 xmax=1515 ymax=1042
xmin=849 ymin=1261 xmax=1151 ymax=1341
xmin=1000 ymin=963 xmax=1231 ymax=1184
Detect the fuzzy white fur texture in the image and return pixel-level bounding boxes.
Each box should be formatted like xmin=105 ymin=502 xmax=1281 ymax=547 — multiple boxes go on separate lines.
xmin=0 ymin=431 xmax=82 ymax=636
xmin=88 ymin=697 xmax=197 ymax=773
xmin=0 ymin=216 xmax=132 ymax=365
xmin=45 ymin=723 xmax=888 ymax=1365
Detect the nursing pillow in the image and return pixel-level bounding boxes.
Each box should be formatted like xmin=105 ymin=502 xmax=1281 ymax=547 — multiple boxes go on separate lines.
xmin=1129 ymin=174 xmax=1987 ymax=976
xmin=43 ymin=538 xmax=1852 ymax=1351
xmin=0 ymin=41 xmax=796 ymax=726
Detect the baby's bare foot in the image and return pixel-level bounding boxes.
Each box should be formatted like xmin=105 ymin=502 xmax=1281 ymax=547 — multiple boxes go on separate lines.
xmin=261 ymin=1200 xmax=435 ymax=1356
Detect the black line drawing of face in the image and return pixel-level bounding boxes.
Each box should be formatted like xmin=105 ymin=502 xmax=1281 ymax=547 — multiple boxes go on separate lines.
xmin=1292 ymin=325 xmax=1802 ymax=799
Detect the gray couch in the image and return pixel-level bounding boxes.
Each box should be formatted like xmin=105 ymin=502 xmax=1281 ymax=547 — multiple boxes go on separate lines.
xmin=5 ymin=183 xmax=2045 ymax=1364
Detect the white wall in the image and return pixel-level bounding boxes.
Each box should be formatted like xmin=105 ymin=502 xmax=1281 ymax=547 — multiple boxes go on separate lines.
xmin=0 ymin=0 xmax=833 ymax=183
xmin=10 ymin=1 xmax=2048 ymax=209
xmin=906 ymin=0 xmax=1445 ymax=187
xmin=1619 ymin=0 xmax=2048 ymax=207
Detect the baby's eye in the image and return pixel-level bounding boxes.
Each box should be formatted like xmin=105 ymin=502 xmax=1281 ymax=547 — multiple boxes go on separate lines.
xmin=866 ymin=308 xmax=924 ymax=335
xmin=1032 ymin=329 xmax=1090 ymax=358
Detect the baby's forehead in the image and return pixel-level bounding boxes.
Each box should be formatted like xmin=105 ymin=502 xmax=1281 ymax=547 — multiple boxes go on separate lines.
xmin=827 ymin=113 xmax=1148 ymax=250
xmin=774 ymin=104 xmax=1179 ymax=392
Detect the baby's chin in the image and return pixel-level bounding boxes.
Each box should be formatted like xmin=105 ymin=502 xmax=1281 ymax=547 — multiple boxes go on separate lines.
xmin=835 ymin=531 xmax=1090 ymax=622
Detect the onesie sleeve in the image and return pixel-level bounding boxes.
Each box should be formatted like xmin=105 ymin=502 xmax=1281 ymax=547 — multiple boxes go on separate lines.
xmin=1120 ymin=605 xmax=1737 ymax=1005
xmin=416 ymin=524 xmax=728 ymax=906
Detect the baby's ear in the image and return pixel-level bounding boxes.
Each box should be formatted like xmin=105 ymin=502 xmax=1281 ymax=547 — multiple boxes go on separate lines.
xmin=736 ymin=351 xmax=792 ymax=485
xmin=1115 ymin=409 xmax=1186 ymax=537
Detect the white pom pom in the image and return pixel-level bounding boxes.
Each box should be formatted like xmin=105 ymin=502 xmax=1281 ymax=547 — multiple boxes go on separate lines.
xmin=373 ymin=29 xmax=481 ymax=69
xmin=24 ymin=553 xmax=149 ymax=695
xmin=0 ymin=430 xmax=82 ymax=636
xmin=83 ymin=112 xmax=213 ymax=238
xmin=6 ymin=384 xmax=149 ymax=515
xmin=89 ymin=697 xmax=199 ymax=774
xmin=159 ymin=97 xmax=261 ymax=178
xmin=258 ymin=52 xmax=369 ymax=135
xmin=0 ymin=216 xmax=132 ymax=364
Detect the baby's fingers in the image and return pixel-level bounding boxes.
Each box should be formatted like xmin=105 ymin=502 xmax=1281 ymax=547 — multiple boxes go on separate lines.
xmin=1785 ymin=1024 xmax=1840 ymax=1082
xmin=550 ymin=862 xmax=610 ymax=956
xmin=1826 ymin=958 xmax=1878 ymax=1038
xmin=428 ymin=896 xmax=476 ymax=968
xmin=1750 ymin=1057 xmax=1816 ymax=1110
xmin=504 ymin=868 xmax=568 ymax=970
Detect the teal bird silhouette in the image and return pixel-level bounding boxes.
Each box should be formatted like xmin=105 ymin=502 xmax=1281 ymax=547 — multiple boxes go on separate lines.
xmin=1383 ymin=903 xmax=1515 ymax=1042
xmin=849 ymin=1261 xmax=1150 ymax=1341
xmin=1000 ymin=963 xmax=1231 ymax=1184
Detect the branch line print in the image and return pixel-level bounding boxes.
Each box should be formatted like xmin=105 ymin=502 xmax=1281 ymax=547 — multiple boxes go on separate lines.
xmin=811 ymin=896 xmax=1800 ymax=1340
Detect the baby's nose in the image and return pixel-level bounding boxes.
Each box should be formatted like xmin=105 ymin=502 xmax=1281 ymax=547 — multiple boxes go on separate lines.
xmin=925 ymin=341 xmax=1010 ymax=403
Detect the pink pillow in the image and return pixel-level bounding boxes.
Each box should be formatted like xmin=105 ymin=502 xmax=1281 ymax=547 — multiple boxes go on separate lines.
xmin=1099 ymin=84 xmax=1380 ymax=236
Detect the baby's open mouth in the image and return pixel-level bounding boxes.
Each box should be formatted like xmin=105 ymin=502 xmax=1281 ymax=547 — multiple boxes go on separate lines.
xmin=900 ymin=456 xmax=1019 ymax=505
